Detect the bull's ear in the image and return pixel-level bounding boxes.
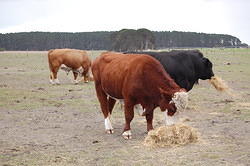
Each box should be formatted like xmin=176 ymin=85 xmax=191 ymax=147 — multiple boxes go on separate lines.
xmin=159 ymin=87 xmax=164 ymax=94
xmin=179 ymin=88 xmax=187 ymax=92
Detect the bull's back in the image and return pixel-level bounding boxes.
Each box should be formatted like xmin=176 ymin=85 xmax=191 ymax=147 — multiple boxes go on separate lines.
xmin=93 ymin=52 xmax=149 ymax=79
xmin=92 ymin=52 xmax=171 ymax=98
xmin=48 ymin=49 xmax=88 ymax=68
xmin=92 ymin=52 xmax=133 ymax=98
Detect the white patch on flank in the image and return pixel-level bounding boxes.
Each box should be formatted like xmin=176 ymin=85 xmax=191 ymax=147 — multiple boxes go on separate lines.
xmin=70 ymin=66 xmax=84 ymax=77
xmin=164 ymin=111 xmax=176 ymax=126
xmin=104 ymin=116 xmax=113 ymax=134
xmin=75 ymin=67 xmax=84 ymax=76
xmin=106 ymin=93 xmax=124 ymax=110
xmin=171 ymin=91 xmax=188 ymax=112
xmin=107 ymin=94 xmax=120 ymax=101
xmin=60 ymin=64 xmax=71 ymax=75
xmin=77 ymin=66 xmax=83 ymax=72
xmin=122 ymin=130 xmax=132 ymax=139
xmin=134 ymin=104 xmax=145 ymax=116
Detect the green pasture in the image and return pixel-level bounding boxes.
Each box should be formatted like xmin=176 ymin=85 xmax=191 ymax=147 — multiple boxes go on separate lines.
xmin=0 ymin=48 xmax=249 ymax=113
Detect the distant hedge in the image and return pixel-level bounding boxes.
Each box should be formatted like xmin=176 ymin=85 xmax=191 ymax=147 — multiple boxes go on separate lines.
xmin=0 ymin=30 xmax=245 ymax=51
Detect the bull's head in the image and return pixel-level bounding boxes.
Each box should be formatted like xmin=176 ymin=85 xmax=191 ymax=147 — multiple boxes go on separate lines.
xmin=159 ymin=88 xmax=188 ymax=125
xmin=200 ymin=57 xmax=214 ymax=80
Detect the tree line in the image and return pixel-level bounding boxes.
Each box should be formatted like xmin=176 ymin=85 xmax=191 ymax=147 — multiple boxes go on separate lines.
xmin=0 ymin=30 xmax=247 ymax=51
xmin=111 ymin=29 xmax=155 ymax=52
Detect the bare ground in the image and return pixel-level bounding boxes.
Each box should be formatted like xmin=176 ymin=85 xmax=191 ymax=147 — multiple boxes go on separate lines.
xmin=0 ymin=49 xmax=250 ymax=166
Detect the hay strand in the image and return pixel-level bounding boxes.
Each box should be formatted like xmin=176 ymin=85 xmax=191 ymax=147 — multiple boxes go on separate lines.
xmin=209 ymin=76 xmax=229 ymax=92
xmin=144 ymin=123 xmax=198 ymax=147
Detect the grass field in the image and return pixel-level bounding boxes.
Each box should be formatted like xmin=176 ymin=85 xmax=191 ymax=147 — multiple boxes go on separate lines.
xmin=0 ymin=48 xmax=250 ymax=166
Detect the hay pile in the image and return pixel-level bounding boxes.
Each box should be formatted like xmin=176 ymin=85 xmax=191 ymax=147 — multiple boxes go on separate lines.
xmin=209 ymin=76 xmax=229 ymax=92
xmin=144 ymin=123 xmax=198 ymax=147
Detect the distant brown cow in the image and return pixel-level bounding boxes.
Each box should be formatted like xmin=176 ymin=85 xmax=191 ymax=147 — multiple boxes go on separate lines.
xmin=91 ymin=52 xmax=188 ymax=139
xmin=48 ymin=49 xmax=92 ymax=84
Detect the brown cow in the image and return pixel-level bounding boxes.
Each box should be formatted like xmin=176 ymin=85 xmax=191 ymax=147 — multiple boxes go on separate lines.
xmin=48 ymin=48 xmax=92 ymax=84
xmin=91 ymin=52 xmax=188 ymax=139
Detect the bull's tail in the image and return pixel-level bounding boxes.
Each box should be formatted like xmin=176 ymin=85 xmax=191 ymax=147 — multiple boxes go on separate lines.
xmin=48 ymin=49 xmax=54 ymax=80
xmin=48 ymin=49 xmax=54 ymax=55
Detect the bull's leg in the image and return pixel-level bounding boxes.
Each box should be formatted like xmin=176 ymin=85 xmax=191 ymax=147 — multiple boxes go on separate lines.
xmin=50 ymin=66 xmax=60 ymax=85
xmin=104 ymin=115 xmax=113 ymax=134
xmin=146 ymin=111 xmax=154 ymax=132
xmin=122 ymin=101 xmax=134 ymax=139
xmin=108 ymin=97 xmax=116 ymax=115
xmin=83 ymin=66 xmax=91 ymax=83
xmin=95 ymin=83 xmax=114 ymax=134
xmin=77 ymin=71 xmax=89 ymax=83
xmin=49 ymin=73 xmax=54 ymax=84
xmin=83 ymin=73 xmax=89 ymax=83
xmin=72 ymin=72 xmax=79 ymax=84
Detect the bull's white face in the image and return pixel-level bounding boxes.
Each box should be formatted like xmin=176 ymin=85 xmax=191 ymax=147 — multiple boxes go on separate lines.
xmin=170 ymin=91 xmax=188 ymax=112
xmin=159 ymin=91 xmax=188 ymax=113
xmin=159 ymin=90 xmax=188 ymax=126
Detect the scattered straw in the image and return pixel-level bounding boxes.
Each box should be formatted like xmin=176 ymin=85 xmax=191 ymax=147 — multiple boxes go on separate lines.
xmin=209 ymin=76 xmax=229 ymax=92
xmin=144 ymin=123 xmax=198 ymax=148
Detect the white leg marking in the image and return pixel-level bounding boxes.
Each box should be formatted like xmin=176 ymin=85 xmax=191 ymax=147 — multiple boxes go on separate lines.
xmin=122 ymin=130 xmax=132 ymax=139
xmin=134 ymin=104 xmax=145 ymax=116
xmin=164 ymin=111 xmax=176 ymax=126
xmin=104 ymin=117 xmax=114 ymax=134
xmin=49 ymin=79 xmax=55 ymax=84
xmin=54 ymin=78 xmax=60 ymax=85
xmin=73 ymin=79 xmax=79 ymax=84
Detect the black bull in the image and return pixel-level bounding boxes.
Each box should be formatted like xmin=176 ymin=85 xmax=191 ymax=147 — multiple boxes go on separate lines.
xmin=125 ymin=50 xmax=214 ymax=91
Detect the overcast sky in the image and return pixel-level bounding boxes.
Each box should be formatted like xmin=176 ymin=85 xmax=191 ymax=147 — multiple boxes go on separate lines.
xmin=0 ymin=0 xmax=249 ymax=44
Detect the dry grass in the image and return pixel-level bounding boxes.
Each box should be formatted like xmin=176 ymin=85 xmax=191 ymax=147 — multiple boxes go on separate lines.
xmin=144 ymin=123 xmax=198 ymax=148
xmin=209 ymin=76 xmax=229 ymax=92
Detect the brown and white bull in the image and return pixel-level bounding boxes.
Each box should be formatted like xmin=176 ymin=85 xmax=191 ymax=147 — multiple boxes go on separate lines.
xmin=91 ymin=52 xmax=188 ymax=139
xmin=48 ymin=48 xmax=91 ymax=84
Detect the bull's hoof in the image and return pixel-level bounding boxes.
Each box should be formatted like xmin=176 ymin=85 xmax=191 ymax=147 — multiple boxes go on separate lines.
xmin=73 ymin=80 xmax=79 ymax=84
xmin=106 ymin=129 xmax=114 ymax=134
xmin=54 ymin=79 xmax=60 ymax=85
xmin=49 ymin=79 xmax=55 ymax=85
xmin=122 ymin=130 xmax=132 ymax=139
